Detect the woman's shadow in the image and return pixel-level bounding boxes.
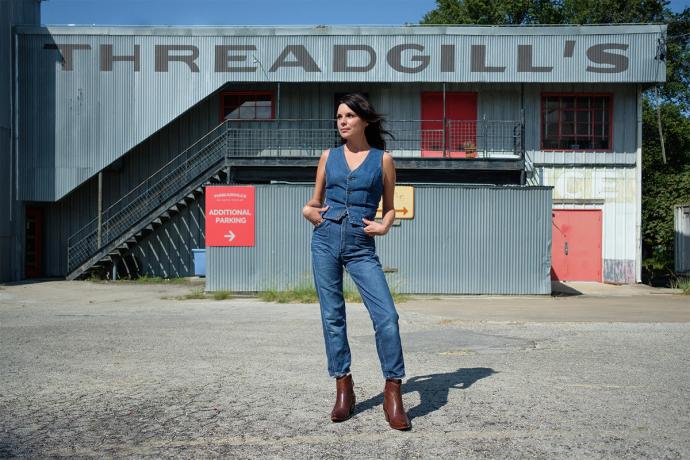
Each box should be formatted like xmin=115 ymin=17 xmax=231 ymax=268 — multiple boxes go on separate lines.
xmin=355 ymin=367 xmax=495 ymax=420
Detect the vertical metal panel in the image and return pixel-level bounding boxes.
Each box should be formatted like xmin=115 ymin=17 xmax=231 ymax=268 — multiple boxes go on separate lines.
xmin=675 ymin=205 xmax=690 ymax=274
xmin=208 ymin=184 xmax=552 ymax=294
xmin=542 ymin=165 xmax=637 ymax=283
xmin=1 ymin=0 xmax=40 ymax=281
xmin=207 ymin=186 xmax=316 ymax=292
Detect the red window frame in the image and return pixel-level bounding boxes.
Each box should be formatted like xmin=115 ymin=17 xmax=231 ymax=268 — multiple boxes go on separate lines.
xmin=541 ymin=93 xmax=613 ymax=152
xmin=219 ymin=90 xmax=275 ymax=122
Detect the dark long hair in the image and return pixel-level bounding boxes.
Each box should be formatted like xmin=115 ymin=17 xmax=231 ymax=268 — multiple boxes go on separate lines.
xmin=337 ymin=93 xmax=393 ymax=151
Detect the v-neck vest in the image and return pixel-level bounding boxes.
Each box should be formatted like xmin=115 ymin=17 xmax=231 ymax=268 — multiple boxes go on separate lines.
xmin=321 ymin=144 xmax=384 ymax=226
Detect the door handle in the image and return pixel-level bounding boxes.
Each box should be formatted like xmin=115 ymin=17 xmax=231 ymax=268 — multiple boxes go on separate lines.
xmin=564 ymin=241 xmax=569 ymax=256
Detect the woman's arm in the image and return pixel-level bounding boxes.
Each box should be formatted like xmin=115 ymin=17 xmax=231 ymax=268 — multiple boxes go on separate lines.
xmin=362 ymin=152 xmax=396 ymax=236
xmin=302 ymin=149 xmax=330 ymax=226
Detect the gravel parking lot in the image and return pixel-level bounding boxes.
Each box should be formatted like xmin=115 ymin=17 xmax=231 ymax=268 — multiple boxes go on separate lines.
xmin=1 ymin=281 xmax=689 ymax=458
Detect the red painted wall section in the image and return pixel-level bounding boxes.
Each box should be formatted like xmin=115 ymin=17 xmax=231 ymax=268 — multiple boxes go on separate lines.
xmin=551 ymin=209 xmax=602 ymax=282
xmin=421 ymin=92 xmax=477 ymax=158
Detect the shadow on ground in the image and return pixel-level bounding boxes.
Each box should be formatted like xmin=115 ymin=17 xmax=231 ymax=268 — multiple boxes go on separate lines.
xmin=355 ymin=367 xmax=496 ymax=420
xmin=551 ymin=281 xmax=583 ymax=297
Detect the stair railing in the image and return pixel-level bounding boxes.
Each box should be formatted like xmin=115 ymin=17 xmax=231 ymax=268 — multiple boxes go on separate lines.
xmin=67 ymin=118 xmax=526 ymax=274
xmin=67 ymin=120 xmax=230 ymax=272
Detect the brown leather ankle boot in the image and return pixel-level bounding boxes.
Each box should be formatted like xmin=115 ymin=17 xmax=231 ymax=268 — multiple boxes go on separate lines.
xmin=383 ymin=378 xmax=411 ymax=430
xmin=330 ymin=374 xmax=356 ymax=422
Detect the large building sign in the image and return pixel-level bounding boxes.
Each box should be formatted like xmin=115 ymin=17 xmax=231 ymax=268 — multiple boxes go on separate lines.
xmin=205 ymin=186 xmax=255 ymax=247
xmin=31 ymin=25 xmax=665 ymax=83
xmin=45 ymin=41 xmax=633 ymax=75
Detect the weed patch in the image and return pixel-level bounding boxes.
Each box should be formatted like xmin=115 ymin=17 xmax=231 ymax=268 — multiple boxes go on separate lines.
xmin=212 ymin=291 xmax=233 ymax=300
xmin=671 ymin=277 xmax=690 ymax=295
xmin=261 ymin=285 xmax=318 ymax=303
xmin=259 ymin=284 xmax=409 ymax=304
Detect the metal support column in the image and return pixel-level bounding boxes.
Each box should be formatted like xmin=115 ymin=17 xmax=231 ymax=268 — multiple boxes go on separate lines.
xmin=442 ymin=82 xmax=446 ymax=158
xmin=97 ymin=172 xmax=103 ymax=248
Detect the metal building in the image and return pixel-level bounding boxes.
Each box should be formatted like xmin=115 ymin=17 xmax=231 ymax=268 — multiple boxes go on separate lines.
xmin=0 ymin=0 xmax=667 ymax=292
xmin=676 ymin=205 xmax=690 ymax=275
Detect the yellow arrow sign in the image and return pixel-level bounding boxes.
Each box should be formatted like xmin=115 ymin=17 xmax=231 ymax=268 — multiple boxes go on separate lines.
xmin=376 ymin=186 xmax=414 ymax=219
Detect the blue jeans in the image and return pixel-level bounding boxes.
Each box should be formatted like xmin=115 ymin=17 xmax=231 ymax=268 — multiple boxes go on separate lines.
xmin=311 ymin=217 xmax=405 ymax=380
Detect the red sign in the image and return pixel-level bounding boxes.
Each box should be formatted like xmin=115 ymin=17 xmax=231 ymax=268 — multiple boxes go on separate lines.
xmin=205 ymin=186 xmax=255 ymax=247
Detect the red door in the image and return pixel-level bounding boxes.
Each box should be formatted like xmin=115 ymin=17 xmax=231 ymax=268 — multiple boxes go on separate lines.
xmin=25 ymin=207 xmax=43 ymax=278
xmin=551 ymin=209 xmax=602 ymax=282
xmin=421 ymin=92 xmax=477 ymax=158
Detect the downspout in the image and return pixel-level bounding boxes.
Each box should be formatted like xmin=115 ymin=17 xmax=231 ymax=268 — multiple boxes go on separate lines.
xmin=12 ymin=26 xmax=21 ymax=280
xmin=520 ymin=83 xmax=526 ymax=184
xmin=635 ymin=84 xmax=643 ymax=283
xmin=276 ymin=82 xmax=281 ymax=119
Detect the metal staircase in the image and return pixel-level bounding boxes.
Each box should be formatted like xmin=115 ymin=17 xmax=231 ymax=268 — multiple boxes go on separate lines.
xmin=66 ymin=122 xmax=230 ymax=280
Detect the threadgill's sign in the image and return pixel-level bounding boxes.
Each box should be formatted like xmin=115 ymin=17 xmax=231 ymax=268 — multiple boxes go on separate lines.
xmin=45 ymin=41 xmax=633 ymax=74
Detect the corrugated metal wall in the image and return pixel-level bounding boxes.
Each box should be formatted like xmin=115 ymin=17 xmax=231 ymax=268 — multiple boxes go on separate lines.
xmin=207 ymin=184 xmax=552 ymax=295
xmin=129 ymin=199 xmax=205 ymax=278
xmin=676 ymin=205 xmax=690 ymax=274
xmin=0 ymin=0 xmax=40 ymax=281
xmin=16 ymin=25 xmax=663 ymax=201
xmin=39 ymin=89 xmax=224 ymax=276
xmin=37 ymin=81 xmax=641 ymax=281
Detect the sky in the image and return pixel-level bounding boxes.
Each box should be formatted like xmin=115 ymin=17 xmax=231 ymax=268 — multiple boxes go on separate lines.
xmin=40 ymin=0 xmax=439 ymax=26
xmin=39 ymin=0 xmax=690 ymax=27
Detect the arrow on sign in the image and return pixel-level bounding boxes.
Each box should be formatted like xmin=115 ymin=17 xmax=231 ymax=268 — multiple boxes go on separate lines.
xmin=224 ymin=231 xmax=236 ymax=242
xmin=376 ymin=207 xmax=409 ymax=215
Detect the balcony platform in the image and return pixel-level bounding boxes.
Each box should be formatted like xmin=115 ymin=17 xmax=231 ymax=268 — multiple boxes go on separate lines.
xmin=224 ymin=156 xmax=526 ymax=185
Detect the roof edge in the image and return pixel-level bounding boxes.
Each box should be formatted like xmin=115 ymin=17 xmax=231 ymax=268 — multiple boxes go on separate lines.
xmin=15 ymin=23 xmax=668 ymax=36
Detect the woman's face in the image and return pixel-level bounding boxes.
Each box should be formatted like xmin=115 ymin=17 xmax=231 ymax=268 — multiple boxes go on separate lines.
xmin=336 ymin=103 xmax=368 ymax=141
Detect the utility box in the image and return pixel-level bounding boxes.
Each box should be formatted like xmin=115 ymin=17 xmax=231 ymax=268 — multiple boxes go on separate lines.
xmin=675 ymin=205 xmax=690 ymax=274
xmin=192 ymin=249 xmax=206 ymax=277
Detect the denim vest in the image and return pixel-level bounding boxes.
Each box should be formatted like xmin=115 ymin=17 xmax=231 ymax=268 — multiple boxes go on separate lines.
xmin=321 ymin=145 xmax=384 ymax=227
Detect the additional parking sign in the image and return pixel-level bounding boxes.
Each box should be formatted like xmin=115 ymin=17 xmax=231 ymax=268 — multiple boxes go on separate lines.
xmin=205 ymin=186 xmax=255 ymax=247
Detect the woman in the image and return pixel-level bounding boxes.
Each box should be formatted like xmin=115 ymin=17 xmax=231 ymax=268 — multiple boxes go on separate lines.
xmin=302 ymin=93 xmax=411 ymax=430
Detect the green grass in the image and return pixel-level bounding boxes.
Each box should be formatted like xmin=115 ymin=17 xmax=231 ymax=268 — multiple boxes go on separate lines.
xmin=212 ymin=291 xmax=233 ymax=300
xmin=258 ymin=284 xmax=410 ymax=304
xmin=671 ymin=277 xmax=690 ymax=295
xmin=260 ymin=285 xmax=318 ymax=303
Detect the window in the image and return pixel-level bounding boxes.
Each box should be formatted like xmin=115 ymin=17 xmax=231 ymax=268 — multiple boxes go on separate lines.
xmin=541 ymin=94 xmax=612 ymax=151
xmin=220 ymin=91 xmax=274 ymax=121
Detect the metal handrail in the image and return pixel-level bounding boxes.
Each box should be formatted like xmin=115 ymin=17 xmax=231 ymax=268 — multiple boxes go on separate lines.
xmin=67 ymin=118 xmax=524 ymax=273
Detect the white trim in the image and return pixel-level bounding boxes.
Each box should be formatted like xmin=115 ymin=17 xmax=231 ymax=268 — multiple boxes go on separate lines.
xmin=635 ymin=84 xmax=643 ymax=283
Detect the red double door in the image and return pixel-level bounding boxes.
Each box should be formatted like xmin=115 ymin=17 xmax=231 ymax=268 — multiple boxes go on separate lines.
xmin=421 ymin=92 xmax=477 ymax=158
xmin=551 ymin=209 xmax=602 ymax=282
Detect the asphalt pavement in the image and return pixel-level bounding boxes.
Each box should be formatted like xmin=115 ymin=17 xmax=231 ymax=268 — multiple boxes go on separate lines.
xmin=1 ymin=281 xmax=688 ymax=458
